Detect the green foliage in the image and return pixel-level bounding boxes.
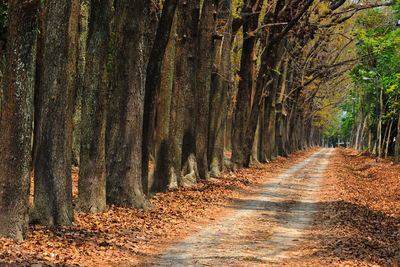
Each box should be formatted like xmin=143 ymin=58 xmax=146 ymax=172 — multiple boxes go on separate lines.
xmin=322 ymin=5 xmax=400 ymax=147
xmin=342 ymin=5 xmax=400 ymax=149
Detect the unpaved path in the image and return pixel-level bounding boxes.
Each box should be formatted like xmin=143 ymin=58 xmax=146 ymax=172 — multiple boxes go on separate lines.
xmin=155 ymin=148 xmax=333 ymax=266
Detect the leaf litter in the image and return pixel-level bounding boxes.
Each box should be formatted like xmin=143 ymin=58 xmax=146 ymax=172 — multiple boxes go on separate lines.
xmin=0 ymin=148 xmax=319 ymax=266
xmin=280 ymin=147 xmax=400 ymax=266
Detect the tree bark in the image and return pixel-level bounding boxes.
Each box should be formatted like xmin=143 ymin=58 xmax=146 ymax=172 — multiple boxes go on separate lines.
xmin=77 ymin=0 xmax=111 ymax=213
xmin=180 ymin=0 xmax=200 ymax=185
xmin=0 ymin=0 xmax=38 ymax=240
xmin=251 ymin=40 xmax=284 ymax=162
xmin=251 ymin=115 xmax=261 ymax=164
xmin=208 ymin=0 xmax=232 ymax=177
xmin=149 ymin=12 xmax=176 ymax=192
xmin=167 ymin=0 xmax=200 ymax=188
xmin=384 ymin=118 xmax=393 ymax=158
xmin=32 ymin=0 xmax=79 ymax=226
xmin=106 ymin=0 xmax=149 ymax=208
xmin=259 ymin=101 xmax=268 ymax=162
xmin=231 ymin=0 xmax=261 ymax=168
xmin=394 ymin=115 xmax=400 ymax=164
xmin=72 ymin=0 xmax=90 ymax=166
xmin=142 ymin=0 xmax=178 ymax=194
xmin=195 ymin=0 xmax=217 ymax=179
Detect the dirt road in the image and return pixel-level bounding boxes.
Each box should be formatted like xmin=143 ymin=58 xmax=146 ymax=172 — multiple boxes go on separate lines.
xmin=156 ymin=148 xmax=333 ymax=266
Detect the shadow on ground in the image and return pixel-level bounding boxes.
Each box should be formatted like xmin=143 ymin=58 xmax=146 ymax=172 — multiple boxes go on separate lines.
xmin=303 ymin=200 xmax=400 ymax=265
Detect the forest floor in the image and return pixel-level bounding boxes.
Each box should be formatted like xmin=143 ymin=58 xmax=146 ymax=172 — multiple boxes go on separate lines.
xmin=0 ymin=147 xmax=399 ymax=266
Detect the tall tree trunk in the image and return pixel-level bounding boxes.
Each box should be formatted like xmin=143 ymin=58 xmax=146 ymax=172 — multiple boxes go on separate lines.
xmin=299 ymin=113 xmax=306 ymax=149
xmin=72 ymin=0 xmax=89 ymax=166
xmin=368 ymin=128 xmax=373 ymax=152
xmin=0 ymin=18 xmax=6 ymax=120
xmin=153 ymin=0 xmax=200 ymax=190
xmin=142 ymin=0 xmax=178 ymax=194
xmin=265 ymin=96 xmax=277 ymax=160
xmin=359 ymin=116 xmax=367 ymax=150
xmin=394 ymin=115 xmax=400 ymax=164
xmin=106 ymin=0 xmax=149 ymax=208
xmin=354 ymin=114 xmax=362 ymax=150
xmin=170 ymin=0 xmax=200 ymax=188
xmin=208 ymin=0 xmax=232 ymax=177
xmin=77 ymin=0 xmax=111 ymax=213
xmin=382 ymin=119 xmax=390 ymax=156
xmin=149 ymin=13 xmax=176 ymax=192
xmin=0 ymin=0 xmax=38 ymax=240
xmin=384 ymin=117 xmax=393 ymax=158
xmin=255 ymin=43 xmax=284 ymax=161
xmin=180 ymin=1 xmax=200 ymax=186
xmin=143 ymin=0 xmax=160 ymax=67
xmin=195 ymin=0 xmax=216 ymax=179
xmin=231 ymin=0 xmax=260 ymax=168
xmin=259 ymin=101 xmax=268 ymax=162
xmin=32 ymin=0 xmax=79 ymax=226
xmin=251 ymin=115 xmax=261 ymax=164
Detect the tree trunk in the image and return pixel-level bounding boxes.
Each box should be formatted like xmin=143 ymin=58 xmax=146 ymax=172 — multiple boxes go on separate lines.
xmin=106 ymin=0 xmax=149 ymax=208
xmin=154 ymin=0 xmax=200 ymax=190
xmin=77 ymin=0 xmax=111 ymax=213
xmin=394 ymin=115 xmax=400 ymax=164
xmin=149 ymin=12 xmax=176 ymax=192
xmin=208 ymin=0 xmax=232 ymax=177
xmin=251 ymin=115 xmax=261 ymax=164
xmin=142 ymin=0 xmax=178 ymax=194
xmin=32 ymin=0 xmax=79 ymax=226
xmin=0 ymin=0 xmax=38 ymax=240
xmin=72 ymin=0 xmax=89 ymax=166
xmin=266 ymin=96 xmax=277 ymax=160
xmin=231 ymin=0 xmax=260 ymax=168
xmin=368 ymin=128 xmax=373 ymax=152
xmin=180 ymin=0 xmax=200 ymax=186
xmin=354 ymin=115 xmax=362 ymax=150
xmin=259 ymin=101 xmax=268 ymax=162
xmin=384 ymin=118 xmax=393 ymax=158
xmin=195 ymin=0 xmax=216 ymax=179
xmin=255 ymin=42 xmax=284 ymax=161
xmin=378 ymin=87 xmax=383 ymax=157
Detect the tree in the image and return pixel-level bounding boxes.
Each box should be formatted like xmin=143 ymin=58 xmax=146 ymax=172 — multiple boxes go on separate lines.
xmin=31 ymin=0 xmax=79 ymax=226
xmin=349 ymin=7 xmax=400 ymax=159
xmin=149 ymin=11 xmax=176 ymax=192
xmin=195 ymin=0 xmax=217 ymax=179
xmin=142 ymin=0 xmax=178 ymax=193
xmin=152 ymin=0 xmax=201 ymax=191
xmin=77 ymin=0 xmax=112 ymax=213
xmin=0 ymin=0 xmax=38 ymax=240
xmin=208 ymin=0 xmax=233 ymax=177
xmin=106 ymin=0 xmax=149 ymax=208
xmin=231 ymin=0 xmax=261 ymax=168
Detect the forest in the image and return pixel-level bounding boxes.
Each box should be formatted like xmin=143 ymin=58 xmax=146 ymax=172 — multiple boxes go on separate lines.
xmin=0 ymin=0 xmax=399 ymax=264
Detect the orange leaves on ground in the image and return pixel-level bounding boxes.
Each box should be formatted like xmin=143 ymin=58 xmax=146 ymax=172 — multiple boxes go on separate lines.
xmin=289 ymin=148 xmax=400 ymax=267
xmin=0 ymin=148 xmax=319 ymax=266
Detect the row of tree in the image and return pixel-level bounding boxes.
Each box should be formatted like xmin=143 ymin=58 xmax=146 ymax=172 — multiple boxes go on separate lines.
xmin=0 ymin=0 xmax=391 ymax=240
xmin=352 ymin=6 xmax=400 ymax=161
xmin=337 ymin=5 xmax=400 ymax=161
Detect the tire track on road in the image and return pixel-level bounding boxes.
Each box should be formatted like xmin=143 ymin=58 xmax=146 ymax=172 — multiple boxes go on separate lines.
xmin=156 ymin=148 xmax=333 ymax=266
